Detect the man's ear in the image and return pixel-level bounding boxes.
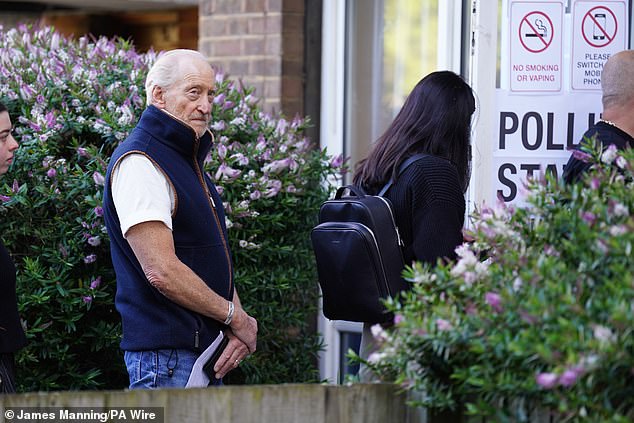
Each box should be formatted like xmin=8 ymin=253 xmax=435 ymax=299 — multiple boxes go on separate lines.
xmin=152 ymin=85 xmax=166 ymax=109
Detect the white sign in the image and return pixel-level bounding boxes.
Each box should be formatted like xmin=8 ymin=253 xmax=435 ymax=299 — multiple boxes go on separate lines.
xmin=509 ymin=1 xmax=564 ymax=92
xmin=494 ymin=91 xmax=601 ymax=204
xmin=571 ymin=0 xmax=628 ymax=90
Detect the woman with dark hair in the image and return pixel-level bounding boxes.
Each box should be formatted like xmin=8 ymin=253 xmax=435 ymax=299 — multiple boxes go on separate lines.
xmin=353 ymin=71 xmax=476 ymax=381
xmin=0 ymin=101 xmax=26 ymax=393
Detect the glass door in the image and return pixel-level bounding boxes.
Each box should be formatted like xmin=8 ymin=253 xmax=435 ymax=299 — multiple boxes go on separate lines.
xmin=319 ymin=0 xmax=468 ymax=383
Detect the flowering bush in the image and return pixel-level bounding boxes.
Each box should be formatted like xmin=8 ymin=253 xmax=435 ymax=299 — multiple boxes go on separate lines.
xmin=0 ymin=25 xmax=343 ymax=390
xmin=363 ymin=140 xmax=633 ymax=422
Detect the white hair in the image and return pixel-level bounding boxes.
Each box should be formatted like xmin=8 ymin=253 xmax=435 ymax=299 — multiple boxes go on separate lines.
xmin=145 ymin=49 xmax=209 ymax=106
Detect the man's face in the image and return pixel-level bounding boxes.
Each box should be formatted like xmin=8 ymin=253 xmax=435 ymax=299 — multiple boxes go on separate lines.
xmin=160 ymin=58 xmax=215 ymax=137
xmin=0 ymin=111 xmax=18 ymax=176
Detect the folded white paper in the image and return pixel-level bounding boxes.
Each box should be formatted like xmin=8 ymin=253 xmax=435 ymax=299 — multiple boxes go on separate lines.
xmin=185 ymin=331 xmax=225 ymax=388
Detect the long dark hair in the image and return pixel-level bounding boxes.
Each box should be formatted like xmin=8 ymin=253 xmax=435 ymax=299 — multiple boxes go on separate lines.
xmin=353 ymin=71 xmax=475 ymax=193
xmin=0 ymin=102 xmax=7 ymax=114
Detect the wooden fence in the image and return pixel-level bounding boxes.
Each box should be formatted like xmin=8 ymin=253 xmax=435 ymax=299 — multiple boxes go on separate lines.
xmin=0 ymin=384 xmax=558 ymax=422
xmin=0 ymin=383 xmax=425 ymax=423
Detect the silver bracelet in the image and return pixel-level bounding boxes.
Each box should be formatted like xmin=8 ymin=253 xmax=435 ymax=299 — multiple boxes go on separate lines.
xmin=223 ymin=301 xmax=235 ymax=325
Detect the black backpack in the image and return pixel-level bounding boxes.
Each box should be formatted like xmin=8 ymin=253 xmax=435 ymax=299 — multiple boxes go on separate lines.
xmin=310 ymin=154 xmax=426 ymax=323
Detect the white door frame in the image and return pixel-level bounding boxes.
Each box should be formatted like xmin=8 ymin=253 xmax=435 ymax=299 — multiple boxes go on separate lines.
xmin=318 ymin=0 xmax=468 ymax=383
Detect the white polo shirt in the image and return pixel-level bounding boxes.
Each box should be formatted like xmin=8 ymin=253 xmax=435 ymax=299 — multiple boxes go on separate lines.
xmin=111 ymin=154 xmax=175 ymax=237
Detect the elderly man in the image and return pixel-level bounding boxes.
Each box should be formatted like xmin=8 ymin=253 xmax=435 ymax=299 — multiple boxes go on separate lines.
xmin=103 ymin=49 xmax=257 ymax=389
xmin=563 ymin=50 xmax=634 ymax=183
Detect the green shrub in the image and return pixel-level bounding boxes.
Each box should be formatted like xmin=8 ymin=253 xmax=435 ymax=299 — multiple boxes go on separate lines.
xmin=0 ymin=24 xmax=343 ymax=390
xmin=363 ymin=140 xmax=633 ymax=422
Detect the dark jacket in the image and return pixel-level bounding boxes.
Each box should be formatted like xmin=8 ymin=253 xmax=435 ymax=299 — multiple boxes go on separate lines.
xmin=0 ymin=240 xmax=27 ymax=353
xmin=103 ymin=105 xmax=234 ymax=352
xmin=563 ymin=121 xmax=634 ymax=183
xmin=373 ymin=155 xmax=465 ymax=266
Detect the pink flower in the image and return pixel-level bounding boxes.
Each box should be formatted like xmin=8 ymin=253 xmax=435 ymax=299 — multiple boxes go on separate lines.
xmin=92 ymin=171 xmax=105 ymax=186
xmin=264 ymin=180 xmax=282 ymax=198
xmin=601 ymin=144 xmax=618 ymax=164
xmin=465 ymin=302 xmax=478 ymax=316
xmin=12 ymin=179 xmax=19 ymax=193
xmin=536 ymin=372 xmax=557 ymax=389
xmin=231 ymin=153 xmax=249 ymax=166
xmin=211 ymin=120 xmax=226 ymax=131
xmin=394 ymin=314 xmax=404 ymax=325
xmin=255 ymin=134 xmax=267 ymax=150
xmin=87 ymin=236 xmax=101 ymax=246
xmin=543 ymin=245 xmax=559 ymax=257
xmin=77 ymin=147 xmax=89 ymax=158
xmin=28 ymin=121 xmax=41 ymax=132
xmin=370 ymin=324 xmax=388 ymax=342
xmin=19 ymin=83 xmax=35 ymax=100
xmin=558 ymin=369 xmax=578 ymax=387
xmin=485 ymin=291 xmax=503 ymax=313
xmin=436 ymin=318 xmax=453 ymax=332
xmin=217 ymin=144 xmax=227 ymax=160
xmin=83 ymin=254 xmax=97 ymax=264
xmin=93 ymin=206 xmax=104 ymax=217
xmin=90 ymin=277 xmax=102 ymax=289
xmin=215 ymin=163 xmax=241 ymax=180
xmin=82 ymin=295 xmax=93 ymax=304
xmin=45 ymin=111 xmax=56 ymax=128
xmin=580 ymin=211 xmax=596 ymax=226
xmin=0 ymin=195 xmax=11 ymax=202
xmin=47 ymin=168 xmax=57 ymax=178
xmin=593 ymin=325 xmax=615 ymax=344
xmin=330 ymin=154 xmax=344 ymax=168
xmin=213 ymin=93 xmax=226 ymax=104
xmin=571 ymin=149 xmax=592 ymax=162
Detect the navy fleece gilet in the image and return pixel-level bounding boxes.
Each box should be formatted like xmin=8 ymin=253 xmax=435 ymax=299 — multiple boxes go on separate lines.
xmin=103 ymin=105 xmax=234 ymax=352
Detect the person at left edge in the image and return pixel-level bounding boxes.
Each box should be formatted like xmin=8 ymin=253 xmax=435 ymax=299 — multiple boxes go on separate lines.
xmin=103 ymin=49 xmax=257 ymax=389
xmin=0 ymin=101 xmax=27 ymax=393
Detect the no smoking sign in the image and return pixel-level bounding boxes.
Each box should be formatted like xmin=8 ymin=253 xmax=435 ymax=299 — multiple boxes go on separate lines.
xmin=510 ymin=1 xmax=563 ymax=92
xmin=519 ymin=11 xmax=554 ymax=53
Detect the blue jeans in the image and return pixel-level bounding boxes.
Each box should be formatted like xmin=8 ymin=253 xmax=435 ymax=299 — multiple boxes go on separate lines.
xmin=124 ymin=349 xmax=222 ymax=389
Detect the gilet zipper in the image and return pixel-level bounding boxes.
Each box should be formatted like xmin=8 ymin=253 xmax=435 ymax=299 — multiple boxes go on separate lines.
xmin=192 ymin=134 xmax=234 ymax=294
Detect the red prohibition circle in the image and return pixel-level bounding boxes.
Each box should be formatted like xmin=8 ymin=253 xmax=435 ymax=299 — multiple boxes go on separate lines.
xmin=582 ymin=6 xmax=617 ymax=48
xmin=519 ymin=11 xmax=554 ymax=53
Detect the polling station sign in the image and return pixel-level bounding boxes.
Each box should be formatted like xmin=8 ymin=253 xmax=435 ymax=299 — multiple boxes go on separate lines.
xmin=491 ymin=0 xmax=629 ymax=206
xmin=509 ymin=1 xmax=564 ymax=92
xmin=571 ymin=1 xmax=628 ymax=90
xmin=493 ymin=91 xmax=601 ymax=204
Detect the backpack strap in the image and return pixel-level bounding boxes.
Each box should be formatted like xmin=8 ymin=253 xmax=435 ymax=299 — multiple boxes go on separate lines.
xmin=377 ymin=153 xmax=428 ymax=197
xmin=334 ymin=184 xmax=366 ymax=199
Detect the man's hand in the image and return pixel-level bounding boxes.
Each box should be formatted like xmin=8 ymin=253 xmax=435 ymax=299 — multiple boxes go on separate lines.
xmin=213 ymin=330 xmax=250 ymax=379
xmin=229 ymin=306 xmax=258 ymax=353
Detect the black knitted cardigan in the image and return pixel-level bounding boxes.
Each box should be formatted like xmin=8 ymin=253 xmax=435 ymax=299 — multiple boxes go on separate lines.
xmin=375 ymin=154 xmax=466 ymax=267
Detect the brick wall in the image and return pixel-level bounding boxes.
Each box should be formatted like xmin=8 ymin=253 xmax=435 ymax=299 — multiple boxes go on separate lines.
xmin=199 ymin=0 xmax=306 ymax=116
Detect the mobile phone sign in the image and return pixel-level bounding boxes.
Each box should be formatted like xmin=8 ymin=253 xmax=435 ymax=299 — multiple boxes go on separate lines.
xmin=571 ymin=1 xmax=628 ymax=91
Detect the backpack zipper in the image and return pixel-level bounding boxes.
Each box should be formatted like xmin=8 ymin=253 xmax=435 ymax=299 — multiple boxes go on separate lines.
xmin=376 ymin=196 xmax=404 ymax=247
